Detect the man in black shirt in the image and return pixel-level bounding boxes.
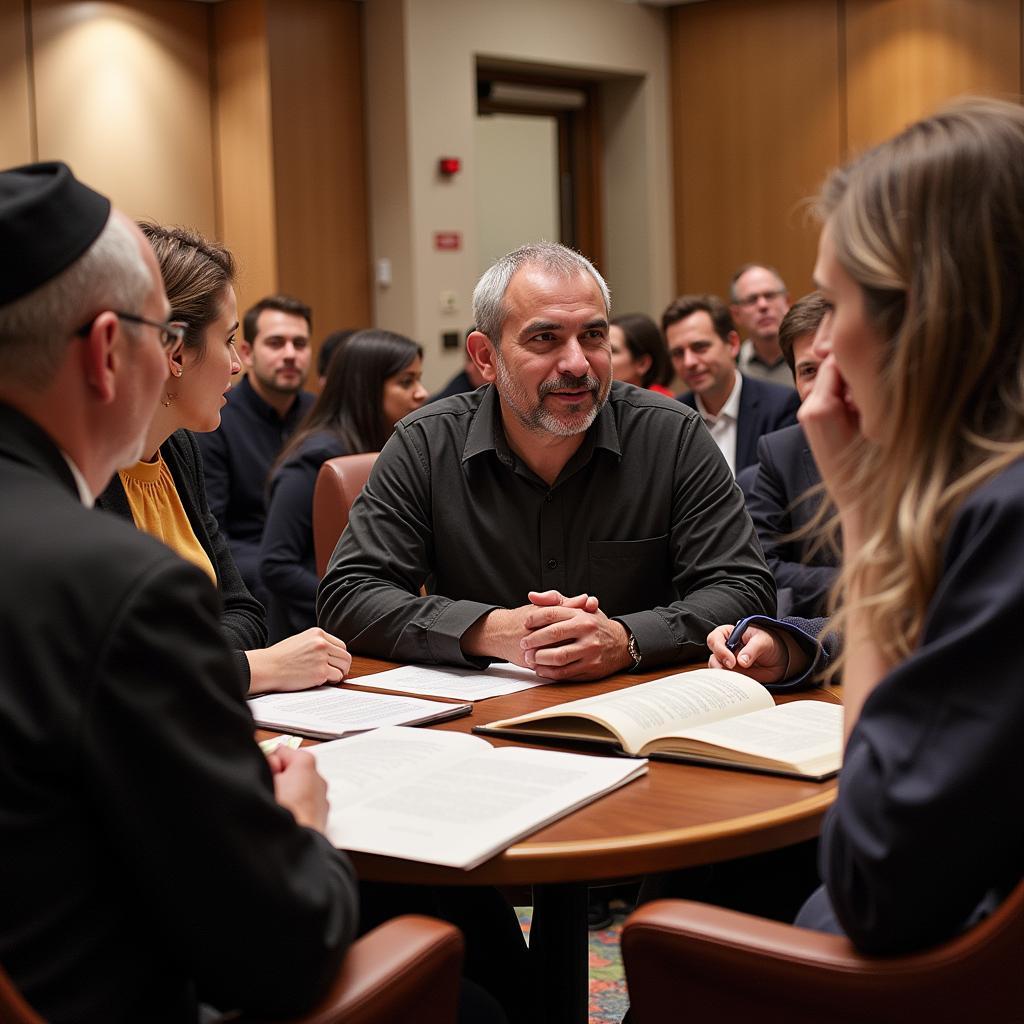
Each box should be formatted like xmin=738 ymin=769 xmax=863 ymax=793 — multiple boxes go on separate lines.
xmin=319 ymin=242 xmax=774 ymax=679
xmin=197 ymin=294 xmax=315 ymax=600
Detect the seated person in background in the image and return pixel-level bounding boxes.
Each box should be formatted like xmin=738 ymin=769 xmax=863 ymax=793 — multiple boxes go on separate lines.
xmin=318 ymin=241 xmax=776 ymax=679
xmin=317 ymin=327 xmax=356 ymax=388
xmin=609 ymin=312 xmax=674 ymax=396
xmin=196 ymin=293 xmax=315 ymax=602
xmin=428 ymin=328 xmax=487 ymax=402
xmin=97 ymin=223 xmax=350 ymax=695
xmin=744 ymin=291 xmax=836 ymax=618
xmin=729 ymin=262 xmax=794 ymax=388
xmin=0 ymin=162 xmax=356 ymax=1023
xmin=667 ymin=293 xmax=800 ymax=476
xmin=710 ymin=97 xmax=1024 ymax=955
xmin=261 ymin=329 xmax=427 ymax=642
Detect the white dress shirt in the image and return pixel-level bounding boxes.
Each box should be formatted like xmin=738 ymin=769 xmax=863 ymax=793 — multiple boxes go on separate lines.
xmin=694 ymin=370 xmax=743 ymax=475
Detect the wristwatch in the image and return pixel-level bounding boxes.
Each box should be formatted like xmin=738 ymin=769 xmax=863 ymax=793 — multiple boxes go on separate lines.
xmin=626 ymin=630 xmax=642 ymax=671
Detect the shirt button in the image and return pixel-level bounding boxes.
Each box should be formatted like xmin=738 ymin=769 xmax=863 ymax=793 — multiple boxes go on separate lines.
xmin=546 ymin=558 xmax=557 ymax=570
xmin=544 ymin=493 xmax=553 ymax=503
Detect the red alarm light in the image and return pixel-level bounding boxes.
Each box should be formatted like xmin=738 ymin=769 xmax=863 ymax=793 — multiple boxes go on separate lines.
xmin=438 ymin=157 xmax=461 ymax=176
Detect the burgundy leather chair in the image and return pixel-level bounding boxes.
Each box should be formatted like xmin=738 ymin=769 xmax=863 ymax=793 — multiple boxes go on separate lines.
xmin=313 ymin=453 xmax=379 ymax=578
xmin=1 ymin=915 xmax=462 ymax=1024
xmin=621 ymin=878 xmax=1024 ymax=1023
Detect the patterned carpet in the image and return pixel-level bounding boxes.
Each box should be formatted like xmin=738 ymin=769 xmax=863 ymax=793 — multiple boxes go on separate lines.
xmin=516 ymin=898 xmax=631 ymax=1024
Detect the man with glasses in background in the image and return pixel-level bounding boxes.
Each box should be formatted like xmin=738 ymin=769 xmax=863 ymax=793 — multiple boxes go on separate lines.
xmin=0 ymin=162 xmax=356 ymax=1023
xmin=729 ymin=262 xmax=794 ymax=388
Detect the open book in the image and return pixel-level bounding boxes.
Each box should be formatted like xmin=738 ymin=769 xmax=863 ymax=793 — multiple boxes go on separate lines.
xmin=247 ymin=685 xmax=470 ymax=740
xmin=476 ymin=669 xmax=843 ymax=781
xmin=311 ymin=726 xmax=647 ymax=869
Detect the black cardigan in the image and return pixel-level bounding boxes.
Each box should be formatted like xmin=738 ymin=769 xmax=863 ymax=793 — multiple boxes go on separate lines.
xmin=97 ymin=429 xmax=267 ymax=695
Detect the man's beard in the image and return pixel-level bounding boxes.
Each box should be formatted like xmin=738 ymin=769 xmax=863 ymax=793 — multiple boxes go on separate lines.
xmin=494 ymin=355 xmax=610 ymax=437
xmin=254 ymin=367 xmax=304 ymax=396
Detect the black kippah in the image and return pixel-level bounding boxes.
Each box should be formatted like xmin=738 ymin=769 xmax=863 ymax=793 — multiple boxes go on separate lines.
xmin=0 ymin=161 xmax=112 ymax=306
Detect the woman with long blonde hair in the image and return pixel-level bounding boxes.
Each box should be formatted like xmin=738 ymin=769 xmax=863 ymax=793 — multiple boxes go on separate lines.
xmin=709 ymin=97 xmax=1024 ymax=951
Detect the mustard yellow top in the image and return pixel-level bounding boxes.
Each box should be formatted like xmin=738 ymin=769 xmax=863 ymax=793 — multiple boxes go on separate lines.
xmin=119 ymin=455 xmax=217 ymax=585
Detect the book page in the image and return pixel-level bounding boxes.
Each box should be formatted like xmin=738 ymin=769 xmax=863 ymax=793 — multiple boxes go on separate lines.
xmin=314 ymin=728 xmax=646 ymax=869
xmin=664 ymin=700 xmax=843 ymax=766
xmin=352 ymin=662 xmax=545 ymax=700
xmin=487 ymin=669 xmax=774 ymax=753
xmin=246 ymin=686 xmax=468 ymax=737
xmin=311 ymin=726 xmax=491 ymax=804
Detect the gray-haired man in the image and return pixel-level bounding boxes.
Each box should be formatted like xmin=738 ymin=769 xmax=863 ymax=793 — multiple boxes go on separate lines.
xmin=318 ymin=242 xmax=774 ymax=680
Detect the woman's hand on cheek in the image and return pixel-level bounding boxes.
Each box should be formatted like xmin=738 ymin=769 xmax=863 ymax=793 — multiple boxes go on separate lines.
xmin=798 ymin=353 xmax=862 ymax=509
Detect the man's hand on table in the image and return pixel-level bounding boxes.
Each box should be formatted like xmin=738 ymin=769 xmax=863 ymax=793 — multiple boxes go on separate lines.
xmin=462 ymin=589 xmax=632 ymax=681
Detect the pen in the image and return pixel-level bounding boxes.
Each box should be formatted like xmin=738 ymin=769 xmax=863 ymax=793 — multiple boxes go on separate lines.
xmin=725 ymin=615 xmax=783 ymax=657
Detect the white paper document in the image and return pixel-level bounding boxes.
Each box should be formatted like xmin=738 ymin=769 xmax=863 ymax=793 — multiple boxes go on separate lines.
xmin=351 ymin=662 xmax=546 ymax=701
xmin=246 ymin=686 xmax=470 ymax=740
xmin=311 ymin=726 xmax=647 ymax=869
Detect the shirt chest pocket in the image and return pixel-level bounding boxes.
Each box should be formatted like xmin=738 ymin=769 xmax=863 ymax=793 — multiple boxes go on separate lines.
xmin=587 ymin=534 xmax=671 ymax=617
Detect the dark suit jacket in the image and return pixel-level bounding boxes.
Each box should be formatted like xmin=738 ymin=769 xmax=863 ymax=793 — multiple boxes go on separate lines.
xmin=195 ymin=376 xmax=315 ymax=602
xmin=0 ymin=403 xmax=356 ymax=1024
xmin=678 ymin=373 xmax=800 ymax=473
xmin=260 ymin=431 xmax=348 ymax=642
xmin=746 ymin=423 xmax=838 ymax=618
xmin=97 ymin=429 xmax=266 ymax=694
xmin=818 ymin=461 xmax=1024 ymax=954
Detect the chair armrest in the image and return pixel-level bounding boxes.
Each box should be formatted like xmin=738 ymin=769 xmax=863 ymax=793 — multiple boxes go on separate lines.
xmin=246 ymin=915 xmax=463 ymax=1024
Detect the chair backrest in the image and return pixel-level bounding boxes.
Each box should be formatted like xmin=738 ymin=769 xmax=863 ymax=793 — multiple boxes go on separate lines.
xmin=622 ymin=874 xmax=1024 ymax=1024
xmin=313 ymin=453 xmax=379 ymax=577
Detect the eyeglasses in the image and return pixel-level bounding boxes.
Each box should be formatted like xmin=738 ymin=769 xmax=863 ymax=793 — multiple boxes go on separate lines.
xmin=735 ymin=289 xmax=785 ymax=308
xmin=76 ymin=311 xmax=185 ymax=350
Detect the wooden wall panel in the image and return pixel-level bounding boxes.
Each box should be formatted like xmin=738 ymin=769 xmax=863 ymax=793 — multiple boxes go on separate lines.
xmin=670 ymin=0 xmax=841 ymax=301
xmin=31 ymin=0 xmax=216 ymax=233
xmin=0 ymin=0 xmax=34 ymax=167
xmin=845 ymin=0 xmax=1021 ymax=154
xmin=267 ymin=0 xmax=371 ymax=340
xmin=212 ymin=0 xmax=278 ymax=314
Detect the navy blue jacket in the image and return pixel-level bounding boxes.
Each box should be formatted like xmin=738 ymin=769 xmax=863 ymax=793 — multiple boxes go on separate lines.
xmin=196 ymin=375 xmax=314 ymax=601
xmin=261 ymin=431 xmax=348 ymax=642
xmin=678 ymin=374 xmax=800 ymax=473
xmin=746 ymin=423 xmax=838 ymax=617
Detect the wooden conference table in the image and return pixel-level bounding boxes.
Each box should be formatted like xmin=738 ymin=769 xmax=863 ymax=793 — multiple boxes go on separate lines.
xmin=259 ymin=656 xmax=840 ymax=1024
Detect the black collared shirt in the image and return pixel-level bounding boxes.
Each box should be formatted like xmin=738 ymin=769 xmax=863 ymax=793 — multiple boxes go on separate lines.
xmin=196 ymin=374 xmax=314 ymax=595
xmin=318 ymin=381 xmax=775 ymax=668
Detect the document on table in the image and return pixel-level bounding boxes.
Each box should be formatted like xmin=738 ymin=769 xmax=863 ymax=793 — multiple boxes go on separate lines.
xmin=247 ymin=685 xmax=471 ymax=739
xmin=311 ymin=726 xmax=648 ymax=869
xmin=351 ymin=662 xmax=546 ymax=701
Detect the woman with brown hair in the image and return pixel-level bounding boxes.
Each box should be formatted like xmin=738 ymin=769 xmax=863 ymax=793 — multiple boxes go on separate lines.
xmin=98 ymin=223 xmax=350 ymax=695
xmin=710 ymin=97 xmax=1024 ymax=952
xmin=609 ymin=312 xmax=674 ymax=395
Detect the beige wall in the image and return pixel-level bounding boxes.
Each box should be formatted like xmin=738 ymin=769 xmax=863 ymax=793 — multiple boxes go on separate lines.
xmin=364 ymin=0 xmax=675 ymax=391
xmin=3 ymin=0 xmax=370 ymax=368
xmin=27 ymin=0 xmax=217 ymax=233
xmin=670 ymin=0 xmax=1023 ymax=302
